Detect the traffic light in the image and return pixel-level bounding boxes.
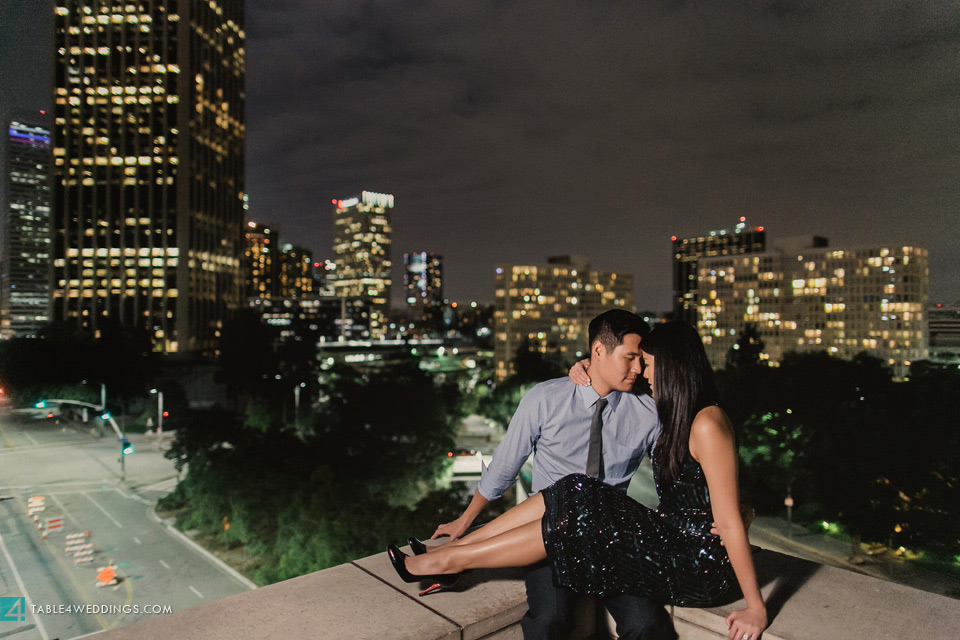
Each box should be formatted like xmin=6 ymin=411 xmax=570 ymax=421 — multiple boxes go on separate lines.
xmin=120 ymin=437 xmax=134 ymax=455
xmin=35 ymin=401 xmax=46 ymax=409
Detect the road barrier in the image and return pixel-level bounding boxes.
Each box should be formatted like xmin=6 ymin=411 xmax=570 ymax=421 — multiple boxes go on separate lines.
xmin=72 ymin=542 xmax=94 ymax=563
xmin=74 ymin=548 xmax=94 ymax=563
xmin=42 ymin=517 xmax=64 ymax=539
xmin=95 ymin=563 xmax=118 ymax=587
xmin=66 ymin=531 xmax=90 ymax=542
xmin=27 ymin=496 xmax=45 ymax=520
xmin=66 ymin=538 xmax=88 ymax=553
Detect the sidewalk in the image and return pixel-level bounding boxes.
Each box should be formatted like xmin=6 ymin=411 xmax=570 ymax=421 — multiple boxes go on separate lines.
xmin=628 ymin=460 xmax=959 ymax=601
xmin=749 ymin=515 xmax=960 ymax=600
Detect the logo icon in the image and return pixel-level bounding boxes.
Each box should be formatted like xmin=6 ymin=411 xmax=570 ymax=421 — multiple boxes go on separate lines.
xmin=0 ymin=597 xmax=26 ymax=622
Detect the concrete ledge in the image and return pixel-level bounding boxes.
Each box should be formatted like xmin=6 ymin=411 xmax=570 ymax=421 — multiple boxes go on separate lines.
xmin=98 ymin=547 xmax=960 ymax=639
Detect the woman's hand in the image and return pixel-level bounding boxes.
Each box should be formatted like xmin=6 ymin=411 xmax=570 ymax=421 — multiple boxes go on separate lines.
xmin=725 ymin=605 xmax=766 ymax=640
xmin=568 ymin=359 xmax=591 ymax=386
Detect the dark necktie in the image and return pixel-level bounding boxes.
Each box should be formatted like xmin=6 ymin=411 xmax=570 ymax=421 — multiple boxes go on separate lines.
xmin=586 ymin=398 xmax=608 ymax=479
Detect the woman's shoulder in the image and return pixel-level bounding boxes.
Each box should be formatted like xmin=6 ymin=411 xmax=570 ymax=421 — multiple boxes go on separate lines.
xmin=689 ymin=406 xmax=735 ymax=457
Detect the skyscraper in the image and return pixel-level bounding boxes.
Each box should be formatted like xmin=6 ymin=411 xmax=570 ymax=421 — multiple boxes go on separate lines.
xmin=243 ymin=221 xmax=278 ymax=299
xmin=673 ymin=218 xmax=766 ymax=324
xmin=331 ymin=191 xmax=392 ymax=337
xmin=1 ymin=115 xmax=53 ymax=338
xmin=52 ymin=1 xmax=245 ymax=354
xmin=278 ymin=243 xmax=313 ymax=299
xmin=404 ymin=251 xmax=442 ymax=327
xmin=697 ymin=239 xmax=928 ymax=378
xmin=494 ymin=256 xmax=634 ymax=380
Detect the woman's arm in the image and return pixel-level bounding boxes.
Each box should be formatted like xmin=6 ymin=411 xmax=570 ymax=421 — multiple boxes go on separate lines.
xmin=690 ymin=407 xmax=767 ymax=640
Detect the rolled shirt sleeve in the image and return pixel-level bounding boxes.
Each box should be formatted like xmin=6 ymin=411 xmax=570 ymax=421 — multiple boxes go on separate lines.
xmin=477 ymin=385 xmax=542 ymax=501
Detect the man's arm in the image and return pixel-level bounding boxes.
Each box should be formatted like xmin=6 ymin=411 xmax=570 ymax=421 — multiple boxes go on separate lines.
xmin=430 ymin=385 xmax=542 ymax=541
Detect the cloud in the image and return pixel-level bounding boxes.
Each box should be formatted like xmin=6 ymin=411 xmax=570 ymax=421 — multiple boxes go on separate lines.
xmin=244 ymin=0 xmax=960 ymax=306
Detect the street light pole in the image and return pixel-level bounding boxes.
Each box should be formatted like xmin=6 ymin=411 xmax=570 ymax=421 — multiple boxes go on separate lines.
xmin=150 ymin=389 xmax=164 ymax=441
xmin=294 ymin=384 xmax=302 ymax=431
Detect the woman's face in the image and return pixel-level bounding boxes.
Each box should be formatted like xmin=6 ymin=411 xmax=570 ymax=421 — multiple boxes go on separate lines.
xmin=641 ymin=351 xmax=655 ymax=396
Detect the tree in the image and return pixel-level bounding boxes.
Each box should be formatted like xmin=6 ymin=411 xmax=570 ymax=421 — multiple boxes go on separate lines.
xmin=726 ymin=323 xmax=765 ymax=370
xmin=161 ymin=358 xmax=466 ymax=584
xmin=216 ymin=310 xmax=279 ymax=403
xmin=479 ymin=339 xmax=567 ymax=429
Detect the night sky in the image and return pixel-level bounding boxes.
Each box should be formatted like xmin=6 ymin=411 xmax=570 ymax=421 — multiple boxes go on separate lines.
xmin=2 ymin=1 xmax=958 ymax=309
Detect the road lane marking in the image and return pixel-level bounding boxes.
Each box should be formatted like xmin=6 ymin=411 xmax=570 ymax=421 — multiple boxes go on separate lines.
xmin=147 ymin=506 xmax=257 ymax=590
xmin=114 ymin=487 xmax=153 ymax=506
xmin=0 ymin=440 xmax=102 ymax=457
xmin=23 ymin=432 xmax=40 ymax=446
xmin=49 ymin=493 xmax=80 ymax=525
xmin=0 ymin=421 xmax=17 ymax=450
xmin=189 ymin=585 xmax=204 ymax=599
xmin=134 ymin=536 xmax=142 ymax=545
xmin=159 ymin=559 xmax=170 ymax=569
xmin=82 ymin=492 xmax=123 ymax=528
xmin=10 ymin=495 xmax=117 ymax=630
xmin=0 ymin=532 xmax=51 ymax=640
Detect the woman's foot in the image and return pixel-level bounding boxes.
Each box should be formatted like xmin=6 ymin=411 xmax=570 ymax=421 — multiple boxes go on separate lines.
xmin=408 ymin=537 xmax=428 ymax=555
xmin=386 ymin=544 xmax=460 ymax=595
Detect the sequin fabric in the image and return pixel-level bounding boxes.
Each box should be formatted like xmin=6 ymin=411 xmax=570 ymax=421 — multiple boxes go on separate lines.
xmin=540 ymin=450 xmax=737 ymax=606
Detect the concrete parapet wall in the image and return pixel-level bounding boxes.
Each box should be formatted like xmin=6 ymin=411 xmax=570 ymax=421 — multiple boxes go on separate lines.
xmin=96 ymin=547 xmax=960 ymax=639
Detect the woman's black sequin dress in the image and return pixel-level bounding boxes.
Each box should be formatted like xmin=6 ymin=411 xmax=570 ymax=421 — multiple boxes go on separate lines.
xmin=540 ymin=451 xmax=737 ymax=606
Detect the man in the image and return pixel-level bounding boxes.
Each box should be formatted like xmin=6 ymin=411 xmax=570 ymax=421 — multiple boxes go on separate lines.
xmin=432 ymin=309 xmax=672 ymax=640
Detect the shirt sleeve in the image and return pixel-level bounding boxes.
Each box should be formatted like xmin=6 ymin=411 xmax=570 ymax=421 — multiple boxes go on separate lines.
xmin=477 ymin=385 xmax=542 ymax=501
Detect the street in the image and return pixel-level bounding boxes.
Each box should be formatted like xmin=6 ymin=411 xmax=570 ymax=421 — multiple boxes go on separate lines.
xmin=0 ymin=406 xmax=254 ymax=639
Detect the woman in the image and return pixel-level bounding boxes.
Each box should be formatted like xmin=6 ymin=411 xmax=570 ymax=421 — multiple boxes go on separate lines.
xmin=388 ymin=321 xmax=767 ymax=640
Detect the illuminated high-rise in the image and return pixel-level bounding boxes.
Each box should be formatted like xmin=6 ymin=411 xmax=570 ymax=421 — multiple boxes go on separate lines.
xmin=243 ymin=221 xmax=278 ymax=299
xmin=278 ymin=243 xmax=313 ymax=299
xmin=927 ymin=302 xmax=960 ymax=367
xmin=331 ymin=191 xmax=392 ymax=337
xmin=494 ymin=256 xmax=634 ymax=380
xmin=697 ymin=240 xmax=929 ymax=378
xmin=673 ymin=218 xmax=766 ymax=324
xmin=1 ymin=116 xmax=53 ymax=338
xmin=52 ymin=1 xmax=246 ymax=354
xmin=404 ymin=251 xmax=442 ymax=326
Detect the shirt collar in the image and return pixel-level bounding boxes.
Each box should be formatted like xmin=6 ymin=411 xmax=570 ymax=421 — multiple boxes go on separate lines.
xmin=577 ymin=383 xmax=622 ymax=413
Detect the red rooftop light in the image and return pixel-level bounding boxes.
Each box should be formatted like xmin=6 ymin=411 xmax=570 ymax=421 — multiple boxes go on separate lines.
xmin=670 ymin=235 xmax=677 ymax=241
xmin=758 ymin=226 xmax=764 ymax=231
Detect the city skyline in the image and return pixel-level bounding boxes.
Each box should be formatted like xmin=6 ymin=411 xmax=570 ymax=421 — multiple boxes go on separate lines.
xmin=2 ymin=1 xmax=958 ymax=310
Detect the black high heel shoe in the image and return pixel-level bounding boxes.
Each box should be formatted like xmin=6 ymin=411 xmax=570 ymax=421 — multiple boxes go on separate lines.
xmin=408 ymin=537 xmax=428 ymax=556
xmin=387 ymin=544 xmax=460 ymax=596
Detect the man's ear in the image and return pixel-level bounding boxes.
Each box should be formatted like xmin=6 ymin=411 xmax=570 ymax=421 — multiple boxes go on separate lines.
xmin=591 ymin=340 xmax=604 ymax=361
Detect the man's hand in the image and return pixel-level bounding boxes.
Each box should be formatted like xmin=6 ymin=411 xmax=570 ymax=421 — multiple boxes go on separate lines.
xmin=711 ymin=503 xmax=755 ymax=544
xmin=431 ymin=516 xmax=471 ymax=542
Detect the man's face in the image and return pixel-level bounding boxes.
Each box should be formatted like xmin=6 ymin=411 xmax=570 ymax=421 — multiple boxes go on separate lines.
xmin=592 ymin=333 xmax=644 ymax=393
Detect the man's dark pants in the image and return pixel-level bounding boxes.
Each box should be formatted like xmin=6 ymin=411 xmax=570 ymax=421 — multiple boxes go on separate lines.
xmin=520 ymin=562 xmax=676 ymax=640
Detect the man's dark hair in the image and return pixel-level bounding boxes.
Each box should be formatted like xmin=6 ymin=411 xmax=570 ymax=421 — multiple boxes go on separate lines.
xmin=588 ymin=309 xmax=650 ymax=356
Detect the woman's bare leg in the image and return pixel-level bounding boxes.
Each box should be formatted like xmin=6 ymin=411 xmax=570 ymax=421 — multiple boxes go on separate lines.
xmin=428 ymin=493 xmax=545 ymax=552
xmin=409 ymin=519 xmax=547 ymax=575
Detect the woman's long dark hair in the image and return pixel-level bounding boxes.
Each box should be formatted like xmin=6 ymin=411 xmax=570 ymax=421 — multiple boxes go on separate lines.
xmin=642 ymin=321 xmax=720 ymax=482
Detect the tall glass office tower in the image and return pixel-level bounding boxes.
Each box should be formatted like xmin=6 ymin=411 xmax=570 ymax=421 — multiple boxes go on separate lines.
xmin=52 ymin=0 xmax=245 ymax=354
xmin=1 ymin=116 xmax=53 ymax=338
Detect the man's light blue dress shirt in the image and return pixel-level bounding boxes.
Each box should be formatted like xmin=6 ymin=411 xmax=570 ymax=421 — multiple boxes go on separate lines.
xmin=477 ymin=377 xmax=660 ymax=500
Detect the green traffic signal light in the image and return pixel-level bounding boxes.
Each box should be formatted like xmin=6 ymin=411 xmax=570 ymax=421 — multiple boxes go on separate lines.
xmin=120 ymin=437 xmax=134 ymax=455
xmin=35 ymin=401 xmax=46 ymax=409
